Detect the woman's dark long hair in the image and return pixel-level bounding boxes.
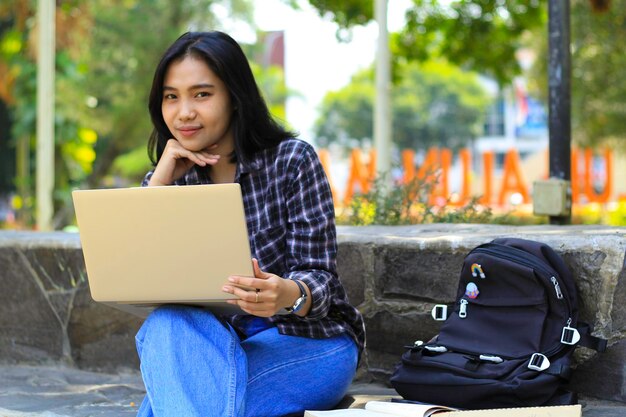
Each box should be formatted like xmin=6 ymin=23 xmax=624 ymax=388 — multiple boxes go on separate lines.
xmin=147 ymin=31 xmax=295 ymax=167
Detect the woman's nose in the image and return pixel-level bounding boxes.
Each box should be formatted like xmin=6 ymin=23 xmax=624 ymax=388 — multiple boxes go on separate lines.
xmin=178 ymin=100 xmax=196 ymax=120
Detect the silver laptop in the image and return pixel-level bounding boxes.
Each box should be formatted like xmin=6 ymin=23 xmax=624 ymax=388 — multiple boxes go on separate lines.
xmin=72 ymin=184 xmax=254 ymax=317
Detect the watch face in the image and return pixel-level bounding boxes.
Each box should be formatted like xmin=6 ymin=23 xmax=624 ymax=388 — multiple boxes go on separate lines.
xmin=290 ymin=295 xmax=306 ymax=313
xmin=288 ymin=280 xmax=307 ymax=313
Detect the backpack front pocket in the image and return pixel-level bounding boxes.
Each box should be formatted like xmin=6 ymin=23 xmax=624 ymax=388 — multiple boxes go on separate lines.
xmin=438 ymin=295 xmax=548 ymax=358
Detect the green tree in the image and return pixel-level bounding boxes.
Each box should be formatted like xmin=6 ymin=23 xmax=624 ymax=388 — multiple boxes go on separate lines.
xmin=315 ymin=70 xmax=374 ymax=147
xmin=0 ymin=0 xmax=254 ymax=228
xmin=301 ymin=0 xmax=546 ymax=85
xmin=314 ymin=60 xmax=489 ymax=150
xmin=528 ymin=0 xmax=626 ymax=147
xmin=0 ymin=1 xmax=94 ymax=226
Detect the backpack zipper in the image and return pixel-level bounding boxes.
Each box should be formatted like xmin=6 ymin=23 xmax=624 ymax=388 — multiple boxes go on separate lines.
xmin=423 ymin=344 xmax=519 ymax=361
xmin=459 ymin=299 xmax=469 ymax=318
xmin=419 ymin=341 xmax=568 ymax=364
xmin=551 ymin=276 xmax=563 ymax=299
xmin=473 ymin=244 xmax=571 ymax=313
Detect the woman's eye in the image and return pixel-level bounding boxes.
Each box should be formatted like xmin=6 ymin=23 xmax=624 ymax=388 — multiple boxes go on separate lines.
xmin=196 ymin=91 xmax=211 ymax=98
xmin=164 ymin=93 xmax=177 ymax=100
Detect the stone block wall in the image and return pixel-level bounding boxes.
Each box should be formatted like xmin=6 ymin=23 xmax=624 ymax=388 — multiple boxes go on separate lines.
xmin=0 ymin=232 xmax=143 ymax=370
xmin=1 ymin=225 xmax=625 ymax=402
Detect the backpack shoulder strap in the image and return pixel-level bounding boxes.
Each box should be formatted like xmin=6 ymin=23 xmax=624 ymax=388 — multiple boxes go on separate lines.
xmin=577 ymin=322 xmax=608 ymax=352
xmin=544 ymin=389 xmax=578 ymax=406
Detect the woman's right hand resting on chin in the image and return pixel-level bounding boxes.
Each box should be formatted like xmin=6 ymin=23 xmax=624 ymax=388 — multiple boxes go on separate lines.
xmin=148 ymin=139 xmax=220 ymax=186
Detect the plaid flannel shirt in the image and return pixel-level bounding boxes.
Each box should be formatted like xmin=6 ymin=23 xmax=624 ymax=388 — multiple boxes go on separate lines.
xmin=142 ymin=138 xmax=365 ymax=354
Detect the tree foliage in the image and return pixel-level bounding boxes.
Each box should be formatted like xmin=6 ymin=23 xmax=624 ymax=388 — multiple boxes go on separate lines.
xmin=305 ymin=0 xmax=626 ymax=147
xmin=314 ymin=60 xmax=489 ymax=150
xmin=301 ymin=0 xmax=546 ymax=85
xmin=0 ymin=0 xmax=254 ymax=228
xmin=300 ymin=0 xmax=372 ymax=34
xmin=528 ymin=0 xmax=626 ymax=147
xmin=0 ymin=1 xmax=94 ymax=225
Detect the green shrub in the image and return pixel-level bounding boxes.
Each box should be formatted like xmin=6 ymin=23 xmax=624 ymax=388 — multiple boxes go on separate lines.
xmin=336 ymin=173 xmax=543 ymax=226
xmin=607 ymin=201 xmax=626 ymax=226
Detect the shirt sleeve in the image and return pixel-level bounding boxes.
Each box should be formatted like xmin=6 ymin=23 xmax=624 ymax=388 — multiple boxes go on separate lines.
xmin=141 ymin=171 xmax=154 ymax=187
xmin=283 ymin=143 xmax=339 ymax=321
xmin=141 ymin=169 xmax=193 ymax=186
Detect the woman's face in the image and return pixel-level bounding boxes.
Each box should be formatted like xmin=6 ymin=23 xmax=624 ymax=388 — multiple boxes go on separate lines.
xmin=161 ymin=55 xmax=234 ymax=154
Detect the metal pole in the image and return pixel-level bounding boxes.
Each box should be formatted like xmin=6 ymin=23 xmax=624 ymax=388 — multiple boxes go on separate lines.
xmin=374 ymin=0 xmax=392 ymax=185
xmin=36 ymin=0 xmax=55 ymax=231
xmin=548 ymin=0 xmax=571 ymax=224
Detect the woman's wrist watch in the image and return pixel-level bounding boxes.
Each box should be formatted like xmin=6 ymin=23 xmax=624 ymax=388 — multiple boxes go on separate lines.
xmin=285 ymin=280 xmax=307 ymax=313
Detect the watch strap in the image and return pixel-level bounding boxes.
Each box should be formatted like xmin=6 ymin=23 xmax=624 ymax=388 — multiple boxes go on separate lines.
xmin=285 ymin=279 xmax=307 ymax=313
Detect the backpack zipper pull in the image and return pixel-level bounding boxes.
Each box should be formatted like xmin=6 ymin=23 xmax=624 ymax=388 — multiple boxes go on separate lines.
xmin=551 ymin=276 xmax=563 ymax=299
xmin=405 ymin=340 xmax=424 ymax=350
xmin=459 ymin=299 xmax=469 ymax=318
xmin=479 ymin=354 xmax=504 ymax=364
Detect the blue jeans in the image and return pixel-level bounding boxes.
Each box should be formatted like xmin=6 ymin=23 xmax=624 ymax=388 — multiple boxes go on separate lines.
xmin=135 ymin=305 xmax=358 ymax=417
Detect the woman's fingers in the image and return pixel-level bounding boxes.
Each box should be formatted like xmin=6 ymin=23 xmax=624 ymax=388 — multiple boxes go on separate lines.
xmin=164 ymin=139 xmax=220 ymax=165
xmin=222 ymin=260 xmax=292 ymax=317
xmin=150 ymin=140 xmax=221 ymax=186
xmin=251 ymin=258 xmax=273 ymax=279
xmin=182 ymin=150 xmax=210 ymax=167
xmin=223 ymin=286 xmax=276 ymax=317
xmin=166 ymin=142 xmax=221 ymax=170
xmin=223 ymin=274 xmax=282 ymax=317
xmin=177 ymin=150 xmax=220 ymax=168
xmin=223 ymin=285 xmax=254 ymax=302
xmin=196 ymin=152 xmax=220 ymax=165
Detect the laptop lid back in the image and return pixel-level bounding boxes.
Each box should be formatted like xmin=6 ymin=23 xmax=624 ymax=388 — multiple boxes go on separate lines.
xmin=72 ymin=184 xmax=253 ymax=306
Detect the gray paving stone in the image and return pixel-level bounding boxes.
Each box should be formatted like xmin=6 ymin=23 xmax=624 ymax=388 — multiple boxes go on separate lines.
xmin=1 ymin=365 xmax=625 ymax=416
xmin=0 ymin=365 xmax=144 ymax=416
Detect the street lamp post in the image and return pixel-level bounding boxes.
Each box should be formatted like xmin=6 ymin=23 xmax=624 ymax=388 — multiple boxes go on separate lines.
xmin=374 ymin=0 xmax=392 ymax=186
xmin=36 ymin=0 xmax=55 ymax=231
xmin=547 ymin=0 xmax=572 ymax=224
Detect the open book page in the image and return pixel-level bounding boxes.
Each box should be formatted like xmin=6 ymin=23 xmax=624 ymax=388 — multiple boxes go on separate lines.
xmin=303 ymin=409 xmax=391 ymax=417
xmin=304 ymin=400 xmax=457 ymax=417
xmin=304 ymin=403 xmax=582 ymax=417
xmin=365 ymin=400 xmax=457 ymax=417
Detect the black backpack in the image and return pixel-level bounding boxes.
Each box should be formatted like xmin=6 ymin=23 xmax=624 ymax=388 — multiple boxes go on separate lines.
xmin=390 ymin=237 xmax=607 ymax=409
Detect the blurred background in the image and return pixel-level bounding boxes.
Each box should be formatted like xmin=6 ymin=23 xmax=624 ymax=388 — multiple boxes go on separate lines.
xmin=0 ymin=0 xmax=625 ymax=230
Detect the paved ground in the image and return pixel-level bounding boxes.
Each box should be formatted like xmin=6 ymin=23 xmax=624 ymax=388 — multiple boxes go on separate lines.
xmin=0 ymin=365 xmax=144 ymax=417
xmin=1 ymin=364 xmax=625 ymax=416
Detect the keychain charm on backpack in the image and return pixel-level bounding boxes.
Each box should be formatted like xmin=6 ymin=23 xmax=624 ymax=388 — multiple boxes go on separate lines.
xmin=465 ymin=282 xmax=479 ymax=299
xmin=471 ymin=263 xmax=486 ymax=279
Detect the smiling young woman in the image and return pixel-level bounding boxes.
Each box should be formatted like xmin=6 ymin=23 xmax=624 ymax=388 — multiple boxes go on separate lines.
xmin=161 ymin=57 xmax=234 ymax=153
xmin=135 ymin=31 xmax=365 ymax=417
xmin=149 ymin=55 xmax=236 ymax=186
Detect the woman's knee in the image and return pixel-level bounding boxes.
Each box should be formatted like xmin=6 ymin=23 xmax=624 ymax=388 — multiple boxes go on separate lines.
xmin=136 ymin=305 xmax=217 ymax=347
xmin=142 ymin=305 xmax=189 ymax=332
xmin=244 ymin=335 xmax=358 ymax=415
xmin=149 ymin=304 xmax=191 ymax=323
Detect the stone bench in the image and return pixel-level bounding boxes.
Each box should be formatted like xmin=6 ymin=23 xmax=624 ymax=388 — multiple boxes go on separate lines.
xmin=1 ymin=225 xmax=625 ymax=403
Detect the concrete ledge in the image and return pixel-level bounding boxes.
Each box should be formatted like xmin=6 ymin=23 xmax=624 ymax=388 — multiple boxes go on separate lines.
xmin=1 ymin=225 xmax=625 ymax=403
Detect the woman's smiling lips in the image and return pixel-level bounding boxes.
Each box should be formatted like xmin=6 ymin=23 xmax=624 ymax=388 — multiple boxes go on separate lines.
xmin=178 ymin=126 xmax=201 ymax=137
